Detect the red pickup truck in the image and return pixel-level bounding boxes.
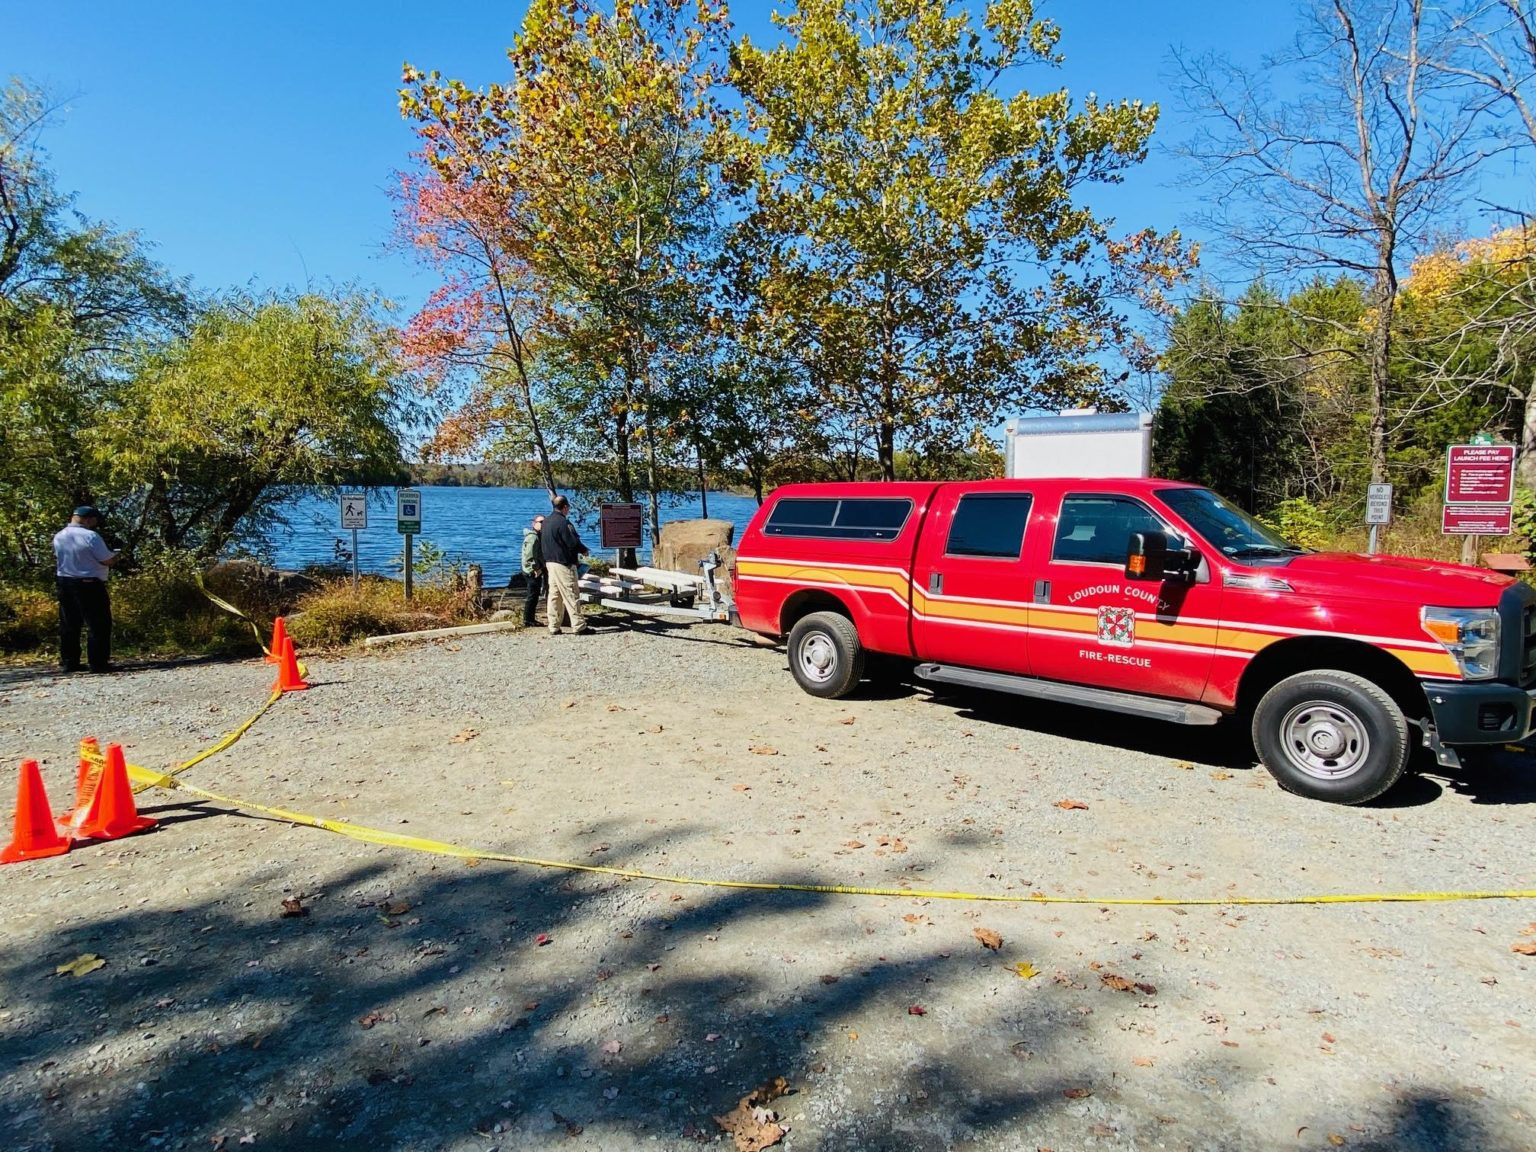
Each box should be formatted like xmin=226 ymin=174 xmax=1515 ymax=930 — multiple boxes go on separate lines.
xmin=732 ymin=478 xmax=1536 ymax=804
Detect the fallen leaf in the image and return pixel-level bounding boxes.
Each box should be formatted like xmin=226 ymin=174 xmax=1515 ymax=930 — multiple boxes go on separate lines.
xmin=1135 ymin=981 xmax=1158 ymax=996
xmin=1328 ymin=1136 xmax=1346 ymax=1147
xmin=1174 ymin=760 xmax=1195 ymax=770
xmin=844 ymin=840 xmax=865 ymax=849
xmin=55 ymin=954 xmax=106 ymax=978
xmin=750 ymin=745 xmax=779 ymax=756
xmin=1101 ymin=974 xmax=1135 ymax=992
xmin=1063 ymin=1087 xmax=1091 ymax=1099
xmin=1322 ymin=1032 xmax=1336 ymax=1044
xmin=1512 ymin=942 xmax=1536 ymax=956
xmin=1012 ymin=962 xmax=1039 ymax=979
xmin=383 ymin=901 xmax=411 ymax=916
xmin=714 ymin=1078 xmax=790 ymax=1151
xmin=357 ymin=1012 xmax=387 ymax=1030
xmin=902 ymin=913 xmax=927 ymax=924
xmin=280 ymin=897 xmax=308 ymax=919
xmin=973 ymin=927 xmax=1003 ymax=951
xmin=552 ymin=1111 xmax=583 ymax=1138
xmin=818 ymin=974 xmax=839 ymax=985
xmin=907 ymin=1004 xmax=927 ymax=1015
xmin=1132 ymin=1057 xmax=1154 ymax=1067
xmin=449 ymin=728 xmax=479 ymax=744
xmin=733 ymin=784 xmax=751 ymax=792
xmin=606 ymin=704 xmax=625 ymax=712
xmin=1210 ymin=770 xmax=1233 ymax=781
xmin=535 ymin=933 xmax=552 ymax=947
xmin=1055 ymin=799 xmax=1089 ymax=811
xmin=838 ymin=715 xmax=856 ymax=725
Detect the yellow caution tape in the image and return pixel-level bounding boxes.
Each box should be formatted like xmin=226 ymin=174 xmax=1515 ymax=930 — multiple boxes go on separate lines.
xmin=196 ymin=573 xmax=274 ymax=656
xmin=120 ymin=761 xmax=1536 ymax=907
xmin=84 ymin=583 xmax=1527 ymax=909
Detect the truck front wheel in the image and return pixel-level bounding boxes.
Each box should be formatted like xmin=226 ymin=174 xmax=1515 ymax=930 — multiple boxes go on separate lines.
xmin=1251 ymin=671 xmax=1410 ymax=804
xmin=787 ymin=612 xmax=865 ymax=699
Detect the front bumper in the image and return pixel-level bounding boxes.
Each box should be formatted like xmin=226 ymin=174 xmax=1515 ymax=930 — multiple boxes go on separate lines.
xmin=1422 ymin=680 xmax=1536 ymax=745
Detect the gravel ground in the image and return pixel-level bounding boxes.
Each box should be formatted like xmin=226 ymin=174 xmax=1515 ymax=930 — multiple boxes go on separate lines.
xmin=1 ymin=614 xmax=1534 ymax=1152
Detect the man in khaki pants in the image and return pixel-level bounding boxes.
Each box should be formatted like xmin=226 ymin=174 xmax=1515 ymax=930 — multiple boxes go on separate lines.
xmin=539 ymin=495 xmax=589 ymax=634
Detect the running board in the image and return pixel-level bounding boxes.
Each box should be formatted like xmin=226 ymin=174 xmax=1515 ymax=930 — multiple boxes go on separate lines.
xmin=914 ymin=663 xmax=1224 ymax=726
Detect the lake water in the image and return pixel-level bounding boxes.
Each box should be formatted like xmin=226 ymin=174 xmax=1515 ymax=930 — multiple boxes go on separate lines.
xmin=267 ymin=486 xmax=763 ymax=586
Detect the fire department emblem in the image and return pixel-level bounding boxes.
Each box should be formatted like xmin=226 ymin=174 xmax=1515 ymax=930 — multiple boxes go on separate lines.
xmin=1097 ymin=605 xmax=1135 ymax=648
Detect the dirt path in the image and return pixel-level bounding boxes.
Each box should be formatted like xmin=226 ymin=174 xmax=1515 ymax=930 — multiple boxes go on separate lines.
xmin=2 ymin=619 xmax=1534 ymax=1151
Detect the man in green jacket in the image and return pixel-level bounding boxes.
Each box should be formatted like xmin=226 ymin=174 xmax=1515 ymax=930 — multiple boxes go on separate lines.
xmin=520 ymin=514 xmax=545 ymax=627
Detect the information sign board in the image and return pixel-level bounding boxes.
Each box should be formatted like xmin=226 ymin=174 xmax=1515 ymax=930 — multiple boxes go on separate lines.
xmin=340 ymin=493 xmax=368 ymax=530
xmin=1445 ymin=444 xmax=1515 ymax=505
xmin=599 ymin=502 xmax=645 ymax=549
xmin=1442 ymin=504 xmax=1513 ymax=535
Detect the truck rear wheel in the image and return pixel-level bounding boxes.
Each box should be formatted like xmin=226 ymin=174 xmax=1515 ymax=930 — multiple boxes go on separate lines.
xmin=1251 ymin=670 xmax=1409 ymax=804
xmin=787 ymin=611 xmax=864 ymax=699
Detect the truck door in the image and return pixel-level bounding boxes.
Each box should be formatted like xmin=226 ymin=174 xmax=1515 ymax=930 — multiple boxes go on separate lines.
xmin=911 ymin=487 xmax=1035 ymax=676
xmin=1026 ymin=491 xmax=1221 ymax=700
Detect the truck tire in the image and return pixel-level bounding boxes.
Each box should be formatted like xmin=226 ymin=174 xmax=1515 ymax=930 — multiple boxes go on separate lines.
xmin=1251 ymin=670 xmax=1410 ymax=804
xmin=787 ymin=611 xmax=865 ymax=699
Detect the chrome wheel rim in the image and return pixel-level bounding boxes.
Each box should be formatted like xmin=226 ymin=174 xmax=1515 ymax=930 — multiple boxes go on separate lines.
xmin=797 ymin=633 xmax=838 ymax=684
xmin=1280 ymin=700 xmax=1370 ymax=780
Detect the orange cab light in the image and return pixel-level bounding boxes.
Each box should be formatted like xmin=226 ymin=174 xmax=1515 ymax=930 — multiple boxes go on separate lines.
xmin=1128 ymin=555 xmax=1146 ymax=577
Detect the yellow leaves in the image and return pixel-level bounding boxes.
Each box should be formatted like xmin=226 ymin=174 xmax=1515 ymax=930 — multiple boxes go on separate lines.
xmin=55 ymin=953 xmax=106 ymax=978
xmin=1011 ymin=961 xmax=1039 ymax=979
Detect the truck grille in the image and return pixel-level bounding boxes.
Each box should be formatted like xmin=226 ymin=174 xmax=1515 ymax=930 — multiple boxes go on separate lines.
xmin=1523 ymin=602 xmax=1536 ymax=687
xmin=1504 ymin=582 xmax=1536 ymax=688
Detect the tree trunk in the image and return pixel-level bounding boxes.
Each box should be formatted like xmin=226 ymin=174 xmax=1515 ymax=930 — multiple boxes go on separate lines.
xmin=1365 ymin=254 xmax=1398 ymax=485
xmin=1520 ymin=372 xmax=1536 ymax=489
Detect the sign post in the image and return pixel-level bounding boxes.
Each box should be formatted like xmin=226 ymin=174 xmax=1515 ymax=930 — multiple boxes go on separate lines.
xmin=599 ymin=502 xmax=645 ymax=567
xmin=1365 ymin=482 xmax=1392 ymax=555
xmin=1443 ymin=441 xmax=1515 ymax=565
xmin=340 ymin=493 xmax=368 ymax=591
xmin=397 ymin=488 xmax=422 ymax=602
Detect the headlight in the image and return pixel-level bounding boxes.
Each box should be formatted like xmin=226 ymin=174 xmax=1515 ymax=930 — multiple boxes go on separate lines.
xmin=1421 ymin=606 xmax=1500 ymax=680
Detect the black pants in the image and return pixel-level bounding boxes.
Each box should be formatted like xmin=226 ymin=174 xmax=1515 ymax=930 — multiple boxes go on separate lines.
xmin=523 ymin=571 xmax=545 ymax=625
xmin=57 ymin=577 xmax=111 ymax=672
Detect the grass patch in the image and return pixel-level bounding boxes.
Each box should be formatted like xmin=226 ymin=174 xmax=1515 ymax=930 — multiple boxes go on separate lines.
xmin=286 ymin=576 xmax=485 ymax=648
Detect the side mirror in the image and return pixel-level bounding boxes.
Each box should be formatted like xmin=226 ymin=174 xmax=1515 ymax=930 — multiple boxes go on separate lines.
xmin=1126 ymin=532 xmax=1201 ymax=584
xmin=1125 ymin=531 xmax=1170 ymax=581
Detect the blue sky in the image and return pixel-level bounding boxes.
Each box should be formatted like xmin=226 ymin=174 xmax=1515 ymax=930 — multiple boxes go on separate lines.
xmin=0 ymin=1 xmax=1421 ymax=309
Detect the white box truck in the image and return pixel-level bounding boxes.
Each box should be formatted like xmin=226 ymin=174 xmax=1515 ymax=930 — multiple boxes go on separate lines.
xmin=1003 ymin=410 xmax=1153 ymax=479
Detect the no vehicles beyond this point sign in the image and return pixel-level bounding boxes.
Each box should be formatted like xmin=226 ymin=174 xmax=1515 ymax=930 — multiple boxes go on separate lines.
xmin=397 ymin=488 xmax=422 ymax=535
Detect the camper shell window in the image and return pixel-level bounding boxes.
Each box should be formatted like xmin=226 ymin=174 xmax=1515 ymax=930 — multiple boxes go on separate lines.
xmin=765 ymin=497 xmax=914 ymax=540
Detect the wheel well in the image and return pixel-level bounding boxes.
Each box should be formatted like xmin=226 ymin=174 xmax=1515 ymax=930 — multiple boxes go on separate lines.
xmin=1236 ymin=637 xmax=1428 ymax=722
xmin=779 ymin=590 xmax=854 ymax=637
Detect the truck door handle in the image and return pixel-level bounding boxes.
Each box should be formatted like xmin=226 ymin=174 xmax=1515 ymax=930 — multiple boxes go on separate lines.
xmin=928 ymin=571 xmax=943 ymax=595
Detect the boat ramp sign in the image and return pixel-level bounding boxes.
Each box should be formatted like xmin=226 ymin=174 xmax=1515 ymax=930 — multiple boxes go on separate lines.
xmin=600 ymin=503 xmax=645 ymax=549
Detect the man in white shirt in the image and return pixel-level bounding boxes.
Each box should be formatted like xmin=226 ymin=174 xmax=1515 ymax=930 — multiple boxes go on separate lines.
xmin=52 ymin=506 xmax=118 ymax=674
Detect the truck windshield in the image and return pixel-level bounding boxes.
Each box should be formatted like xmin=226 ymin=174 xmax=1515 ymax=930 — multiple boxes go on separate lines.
xmin=1156 ymin=487 xmax=1305 ymax=560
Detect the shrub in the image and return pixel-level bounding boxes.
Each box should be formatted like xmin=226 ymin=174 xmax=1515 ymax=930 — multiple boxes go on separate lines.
xmin=0 ymin=585 xmax=58 ymax=655
xmin=286 ymin=575 xmax=485 ymax=648
xmin=1260 ymin=498 xmax=1335 ymax=552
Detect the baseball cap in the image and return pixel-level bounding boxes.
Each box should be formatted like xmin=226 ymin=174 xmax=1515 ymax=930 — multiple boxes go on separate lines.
xmin=73 ymin=506 xmax=101 ymax=519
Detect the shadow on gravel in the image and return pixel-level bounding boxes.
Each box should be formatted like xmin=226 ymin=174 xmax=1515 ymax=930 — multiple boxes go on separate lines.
xmin=0 ymin=653 xmax=255 ymax=693
xmin=1348 ymin=1089 xmax=1511 ymax=1151
xmin=0 ymin=834 xmax=1079 ymax=1152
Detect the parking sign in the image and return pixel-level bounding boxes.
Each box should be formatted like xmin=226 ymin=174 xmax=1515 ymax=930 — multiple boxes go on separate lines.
xmin=397 ymin=488 xmax=422 ymax=534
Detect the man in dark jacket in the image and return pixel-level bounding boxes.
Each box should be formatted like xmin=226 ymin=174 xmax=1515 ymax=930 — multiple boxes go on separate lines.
xmin=539 ymin=496 xmax=588 ymax=634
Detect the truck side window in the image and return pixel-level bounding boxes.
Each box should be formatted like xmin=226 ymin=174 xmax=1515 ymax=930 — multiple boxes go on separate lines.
xmin=765 ymin=497 xmax=913 ymax=540
xmin=945 ymin=494 xmax=1033 ymax=559
xmin=1053 ymin=496 xmax=1170 ymax=565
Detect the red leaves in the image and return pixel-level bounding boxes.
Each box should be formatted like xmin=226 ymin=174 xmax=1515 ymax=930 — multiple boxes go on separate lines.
xmin=1055 ymin=799 xmax=1089 ymax=811
xmin=907 ymin=1004 xmax=927 ymax=1016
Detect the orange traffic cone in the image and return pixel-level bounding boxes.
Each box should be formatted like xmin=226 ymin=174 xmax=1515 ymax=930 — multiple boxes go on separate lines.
xmin=265 ymin=616 xmax=289 ymax=664
xmin=68 ymin=744 xmax=156 ymax=842
xmin=74 ymin=736 xmax=101 ymax=810
xmin=2 ymin=760 xmax=71 ymax=863
xmin=272 ymin=635 xmax=309 ymax=693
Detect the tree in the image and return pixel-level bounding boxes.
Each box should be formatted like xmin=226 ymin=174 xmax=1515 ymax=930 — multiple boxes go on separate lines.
xmin=726 ymin=0 xmax=1193 ymax=481
xmin=102 ymin=293 xmax=414 ymax=561
xmin=1176 ymin=0 xmax=1498 ymax=487
xmin=400 ymin=0 xmax=729 ymax=544
xmin=395 ymin=172 xmax=558 ymax=493
xmin=0 ymin=79 xmax=189 ymax=571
